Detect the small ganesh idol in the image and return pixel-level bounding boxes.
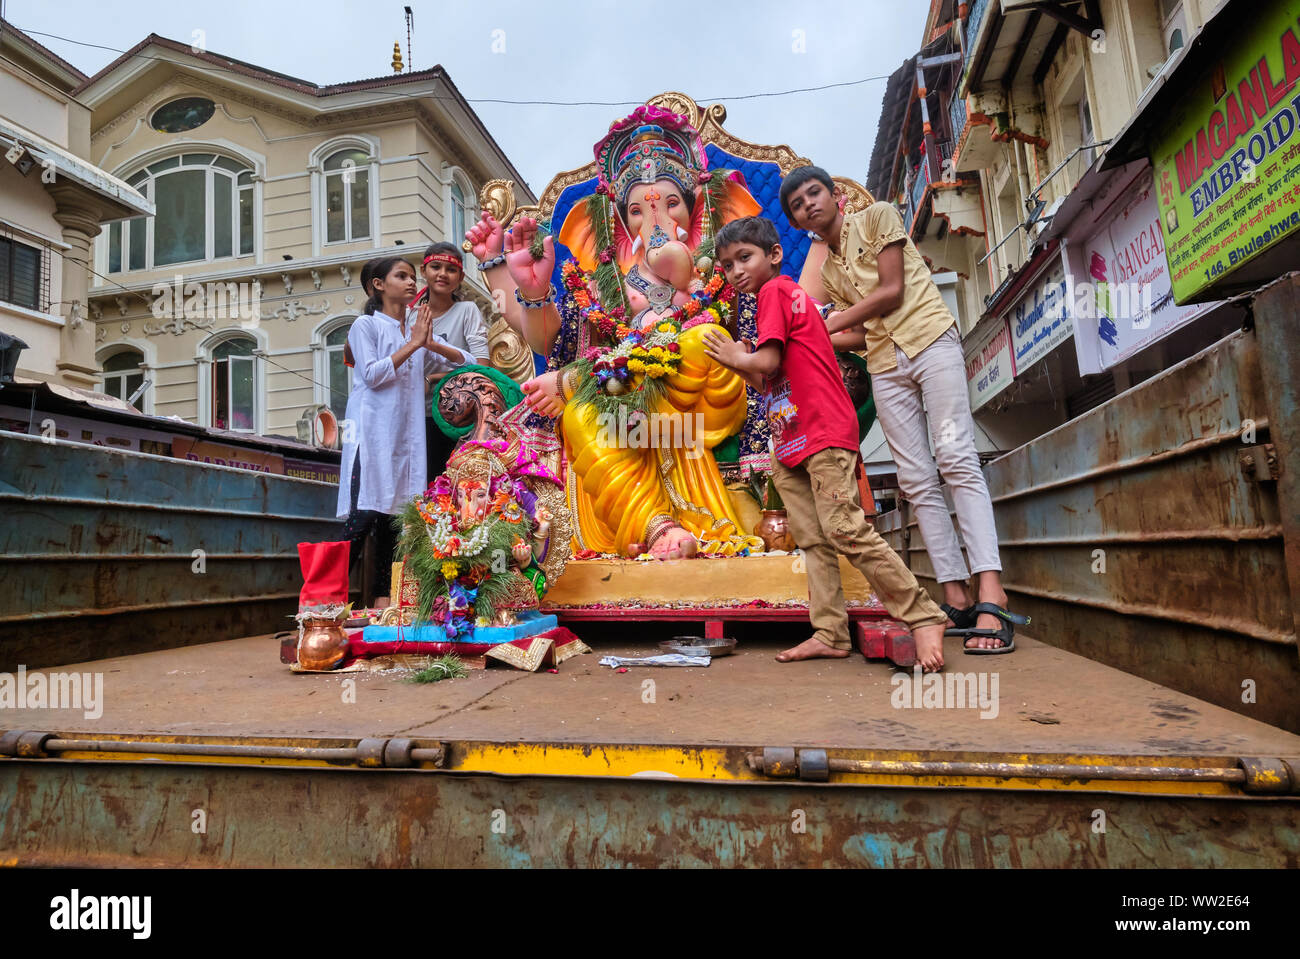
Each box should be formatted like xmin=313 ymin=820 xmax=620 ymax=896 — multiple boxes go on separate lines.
xmin=467 ymin=105 xmax=767 ymax=560
xmin=432 ymin=363 xmax=568 ymax=588
xmin=397 ymin=366 xmax=569 ymax=633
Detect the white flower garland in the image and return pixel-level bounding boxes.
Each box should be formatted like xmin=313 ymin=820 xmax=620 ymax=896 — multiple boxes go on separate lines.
xmin=423 ymin=510 xmax=498 ymax=558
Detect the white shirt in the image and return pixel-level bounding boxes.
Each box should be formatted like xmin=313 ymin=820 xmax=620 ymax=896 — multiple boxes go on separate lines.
xmin=336 ymin=310 xmax=469 ymax=518
xmin=411 ymin=299 xmax=490 ymax=362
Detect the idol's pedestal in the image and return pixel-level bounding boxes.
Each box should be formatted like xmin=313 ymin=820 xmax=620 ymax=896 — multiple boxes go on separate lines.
xmin=361 ymin=609 xmax=558 ymax=645
xmin=542 ymin=554 xmax=916 ymax=667
xmin=361 ymin=563 xmax=561 ymax=651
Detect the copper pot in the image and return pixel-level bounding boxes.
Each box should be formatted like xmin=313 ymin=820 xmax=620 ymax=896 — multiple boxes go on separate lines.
xmin=754 ymin=509 xmax=796 ymax=552
xmin=297 ymin=617 xmax=349 ymax=671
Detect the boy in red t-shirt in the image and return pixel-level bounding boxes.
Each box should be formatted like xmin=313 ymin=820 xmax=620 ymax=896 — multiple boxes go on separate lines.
xmin=703 ymin=217 xmax=948 ymax=671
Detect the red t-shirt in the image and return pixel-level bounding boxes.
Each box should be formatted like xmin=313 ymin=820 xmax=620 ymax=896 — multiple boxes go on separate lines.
xmin=754 ymin=274 xmax=859 ymax=468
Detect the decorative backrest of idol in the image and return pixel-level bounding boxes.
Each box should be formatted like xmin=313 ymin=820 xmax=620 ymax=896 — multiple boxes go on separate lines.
xmin=399 ymin=365 xmax=569 ymax=634
xmin=468 ymin=103 xmax=768 ymax=560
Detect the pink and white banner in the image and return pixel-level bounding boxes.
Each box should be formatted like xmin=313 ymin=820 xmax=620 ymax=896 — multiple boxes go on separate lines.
xmin=1071 ymin=171 xmax=1220 ymax=375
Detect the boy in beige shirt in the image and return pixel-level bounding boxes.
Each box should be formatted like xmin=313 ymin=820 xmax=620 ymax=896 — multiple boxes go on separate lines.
xmin=780 ymin=166 xmax=1027 ymax=654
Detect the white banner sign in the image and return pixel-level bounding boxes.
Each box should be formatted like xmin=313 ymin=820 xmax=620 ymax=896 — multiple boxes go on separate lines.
xmin=1009 ymin=256 xmax=1071 ymax=374
xmin=965 ymin=317 xmax=1015 ymax=412
xmin=1070 ymin=171 xmax=1219 ymax=375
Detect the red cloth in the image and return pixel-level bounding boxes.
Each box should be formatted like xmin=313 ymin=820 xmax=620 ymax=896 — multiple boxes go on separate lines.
xmin=855 ymin=455 xmax=877 ymax=516
xmin=297 ymin=541 xmax=350 ymax=608
xmin=754 ymin=274 xmax=859 ymax=467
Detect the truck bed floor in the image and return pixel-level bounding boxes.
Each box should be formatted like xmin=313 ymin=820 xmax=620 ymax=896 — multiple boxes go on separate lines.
xmin=6 ymin=629 xmax=1298 ymax=758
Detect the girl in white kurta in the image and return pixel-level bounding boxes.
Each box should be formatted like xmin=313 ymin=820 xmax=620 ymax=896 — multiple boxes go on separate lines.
xmin=337 ymin=256 xmax=469 ymax=607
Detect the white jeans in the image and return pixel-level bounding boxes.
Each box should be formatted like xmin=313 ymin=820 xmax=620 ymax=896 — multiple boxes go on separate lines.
xmin=872 ymin=324 xmax=1002 ymax=583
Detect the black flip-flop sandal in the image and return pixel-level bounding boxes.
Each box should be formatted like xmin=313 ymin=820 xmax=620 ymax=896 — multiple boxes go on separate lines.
xmin=950 ymin=602 xmax=1029 ymax=655
xmin=941 ymin=603 xmax=977 ymax=635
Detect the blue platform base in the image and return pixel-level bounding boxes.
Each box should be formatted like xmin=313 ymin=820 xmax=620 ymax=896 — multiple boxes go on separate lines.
xmin=362 ymin=610 xmax=557 ymax=645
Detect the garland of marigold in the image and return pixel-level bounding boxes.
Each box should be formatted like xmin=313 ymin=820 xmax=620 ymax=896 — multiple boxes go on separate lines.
xmin=561 ymin=260 xmax=737 ymax=419
xmin=585 ymin=192 xmax=630 ymax=320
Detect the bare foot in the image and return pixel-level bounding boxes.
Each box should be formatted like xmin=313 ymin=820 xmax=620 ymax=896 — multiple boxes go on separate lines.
xmin=775 ymin=636 xmax=851 ymax=662
xmin=915 ymin=624 xmax=945 ymax=672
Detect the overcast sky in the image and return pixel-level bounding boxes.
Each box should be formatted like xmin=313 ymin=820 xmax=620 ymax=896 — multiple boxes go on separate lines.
xmin=7 ymin=0 xmax=927 ymax=194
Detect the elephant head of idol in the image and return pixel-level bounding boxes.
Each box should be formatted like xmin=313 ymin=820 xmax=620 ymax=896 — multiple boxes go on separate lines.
xmin=559 ymin=105 xmax=761 ymax=308
xmin=440 ymin=441 xmax=506 ymax=529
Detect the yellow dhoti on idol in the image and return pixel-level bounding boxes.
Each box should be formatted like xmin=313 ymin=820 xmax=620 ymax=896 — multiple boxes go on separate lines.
xmin=563 ymin=324 xmax=751 ymax=554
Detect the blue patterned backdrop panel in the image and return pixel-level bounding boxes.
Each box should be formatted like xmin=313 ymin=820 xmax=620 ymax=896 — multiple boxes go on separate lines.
xmin=705 ymin=145 xmax=810 ymax=280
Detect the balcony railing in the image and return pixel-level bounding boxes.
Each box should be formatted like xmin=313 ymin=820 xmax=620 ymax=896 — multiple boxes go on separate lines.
xmin=948 ymin=94 xmax=968 ymax=153
xmin=949 ymin=0 xmax=990 ymax=156
xmin=966 ymin=0 xmax=991 ymax=58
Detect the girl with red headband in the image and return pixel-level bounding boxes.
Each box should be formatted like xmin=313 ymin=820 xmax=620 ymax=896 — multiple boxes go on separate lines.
xmin=411 ymin=241 xmax=491 ymax=479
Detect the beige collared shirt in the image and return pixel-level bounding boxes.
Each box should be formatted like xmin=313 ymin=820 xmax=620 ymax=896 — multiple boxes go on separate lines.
xmin=819 ymin=201 xmax=955 ymax=374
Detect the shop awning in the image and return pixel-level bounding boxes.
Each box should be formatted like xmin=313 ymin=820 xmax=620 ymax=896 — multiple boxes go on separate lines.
xmin=1038 ymin=157 xmax=1149 ymax=247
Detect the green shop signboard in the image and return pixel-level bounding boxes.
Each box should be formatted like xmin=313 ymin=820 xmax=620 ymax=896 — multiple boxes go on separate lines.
xmin=1151 ymin=2 xmax=1300 ymax=303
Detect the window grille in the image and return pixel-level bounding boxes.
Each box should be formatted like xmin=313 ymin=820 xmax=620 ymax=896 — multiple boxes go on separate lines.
xmin=0 ymin=229 xmax=50 ymax=313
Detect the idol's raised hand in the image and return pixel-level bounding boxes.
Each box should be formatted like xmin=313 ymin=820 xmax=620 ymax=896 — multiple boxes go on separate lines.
xmin=504 ymin=216 xmax=555 ymax=302
xmin=467 ymin=211 xmax=505 ymax=262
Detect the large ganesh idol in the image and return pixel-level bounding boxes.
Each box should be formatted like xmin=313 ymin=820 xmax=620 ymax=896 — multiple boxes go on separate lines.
xmin=468 ymin=104 xmax=767 ymax=560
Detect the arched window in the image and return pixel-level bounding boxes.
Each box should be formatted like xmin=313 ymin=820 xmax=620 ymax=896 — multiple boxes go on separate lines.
xmin=109 ymin=153 xmax=254 ymax=272
xmin=1161 ymin=0 xmax=1188 ymax=58
xmin=324 ymin=149 xmax=371 ymax=243
xmin=325 ymin=322 xmax=353 ymax=418
xmin=445 ymin=168 xmax=477 ymax=270
xmin=450 ymin=179 xmax=468 ymax=247
xmin=210 ymin=335 xmax=257 ymax=432
xmin=101 ymin=349 xmax=144 ymax=403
